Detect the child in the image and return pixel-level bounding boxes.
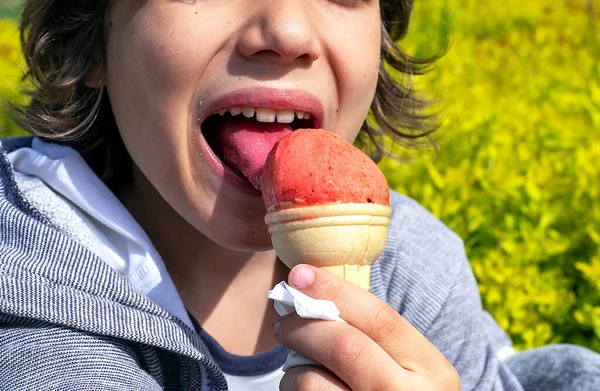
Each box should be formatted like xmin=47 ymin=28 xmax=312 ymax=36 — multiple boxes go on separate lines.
xmin=1 ymin=0 xmax=599 ymax=390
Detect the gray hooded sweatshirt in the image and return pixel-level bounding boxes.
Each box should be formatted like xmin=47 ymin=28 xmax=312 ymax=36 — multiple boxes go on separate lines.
xmin=0 ymin=137 xmax=523 ymax=390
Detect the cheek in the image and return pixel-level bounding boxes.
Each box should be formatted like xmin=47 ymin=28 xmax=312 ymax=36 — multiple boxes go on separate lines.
xmin=346 ymin=21 xmax=381 ymax=103
xmin=104 ymin=6 xmax=222 ymax=183
xmin=328 ymin=18 xmax=381 ymax=140
xmin=106 ymin=14 xmax=205 ymax=123
xmin=103 ymin=8 xmax=217 ymax=213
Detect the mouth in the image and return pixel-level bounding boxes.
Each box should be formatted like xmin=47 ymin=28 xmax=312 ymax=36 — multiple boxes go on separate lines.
xmin=201 ymin=106 xmax=316 ymax=191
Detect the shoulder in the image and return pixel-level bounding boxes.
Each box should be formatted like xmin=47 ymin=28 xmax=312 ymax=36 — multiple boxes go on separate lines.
xmin=387 ymin=190 xmax=466 ymax=267
xmin=370 ymin=190 xmax=468 ymax=334
xmin=371 ymin=192 xmax=521 ymax=389
xmin=0 ymin=315 xmax=164 ymax=390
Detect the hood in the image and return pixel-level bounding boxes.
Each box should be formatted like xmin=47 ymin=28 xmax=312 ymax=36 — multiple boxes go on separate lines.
xmin=0 ymin=137 xmax=227 ymax=389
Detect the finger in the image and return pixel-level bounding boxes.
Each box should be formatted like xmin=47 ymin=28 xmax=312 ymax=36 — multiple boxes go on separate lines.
xmin=276 ymin=314 xmax=407 ymax=390
xmin=280 ymin=366 xmax=350 ymax=391
xmin=288 ymin=264 xmax=448 ymax=373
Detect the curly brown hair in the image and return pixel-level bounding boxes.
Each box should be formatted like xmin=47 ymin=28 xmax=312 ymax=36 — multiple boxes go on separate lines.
xmin=12 ymin=0 xmax=440 ymax=190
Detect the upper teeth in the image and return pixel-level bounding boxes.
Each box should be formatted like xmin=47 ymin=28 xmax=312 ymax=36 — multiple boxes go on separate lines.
xmin=216 ymin=107 xmax=311 ymax=123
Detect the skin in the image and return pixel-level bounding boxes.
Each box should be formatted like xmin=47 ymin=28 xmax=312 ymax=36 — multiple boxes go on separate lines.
xmin=89 ymin=0 xmax=460 ymax=388
xmin=279 ymin=265 xmax=460 ymax=390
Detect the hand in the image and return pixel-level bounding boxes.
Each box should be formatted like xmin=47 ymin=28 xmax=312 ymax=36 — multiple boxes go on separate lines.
xmin=275 ymin=264 xmax=461 ymax=391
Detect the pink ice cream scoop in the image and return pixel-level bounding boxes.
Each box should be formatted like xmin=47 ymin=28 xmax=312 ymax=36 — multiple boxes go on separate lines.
xmin=212 ymin=121 xmax=390 ymax=289
xmin=260 ymin=129 xmax=391 ymax=290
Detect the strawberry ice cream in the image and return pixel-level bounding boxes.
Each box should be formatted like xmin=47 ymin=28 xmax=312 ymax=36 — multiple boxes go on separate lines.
xmin=261 ymin=130 xmax=391 ymax=290
xmin=260 ymin=129 xmax=389 ymax=212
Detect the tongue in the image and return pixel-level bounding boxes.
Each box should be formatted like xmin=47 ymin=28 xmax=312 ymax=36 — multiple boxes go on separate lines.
xmin=215 ymin=116 xmax=293 ymax=190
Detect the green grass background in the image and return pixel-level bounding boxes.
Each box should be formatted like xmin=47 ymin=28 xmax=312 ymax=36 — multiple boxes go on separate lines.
xmin=1 ymin=0 xmax=599 ymax=352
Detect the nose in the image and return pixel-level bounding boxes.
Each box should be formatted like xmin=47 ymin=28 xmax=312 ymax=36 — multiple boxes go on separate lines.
xmin=237 ymin=0 xmax=322 ymax=64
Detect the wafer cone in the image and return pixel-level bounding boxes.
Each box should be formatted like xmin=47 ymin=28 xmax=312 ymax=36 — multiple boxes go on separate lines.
xmin=265 ymin=203 xmax=391 ymax=290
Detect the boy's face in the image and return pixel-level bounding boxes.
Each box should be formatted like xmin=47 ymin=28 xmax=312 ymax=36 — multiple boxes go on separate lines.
xmin=102 ymin=0 xmax=381 ymax=251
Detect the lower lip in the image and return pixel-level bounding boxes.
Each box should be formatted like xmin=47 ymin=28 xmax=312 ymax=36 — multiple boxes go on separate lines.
xmin=196 ymin=126 xmax=263 ymax=197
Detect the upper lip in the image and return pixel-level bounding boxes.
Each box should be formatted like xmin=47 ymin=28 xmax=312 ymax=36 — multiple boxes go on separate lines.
xmin=198 ymin=87 xmax=324 ymax=128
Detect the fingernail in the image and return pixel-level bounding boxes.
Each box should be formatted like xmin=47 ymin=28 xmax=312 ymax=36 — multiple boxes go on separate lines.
xmin=273 ymin=320 xmax=282 ymax=340
xmin=289 ymin=265 xmax=314 ymax=289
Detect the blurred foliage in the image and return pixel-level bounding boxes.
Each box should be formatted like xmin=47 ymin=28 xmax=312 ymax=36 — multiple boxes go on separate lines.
xmin=0 ymin=17 xmax=26 ymax=136
xmin=381 ymin=0 xmax=600 ymax=352
xmin=1 ymin=0 xmax=599 ymax=353
xmin=0 ymin=0 xmax=22 ymax=19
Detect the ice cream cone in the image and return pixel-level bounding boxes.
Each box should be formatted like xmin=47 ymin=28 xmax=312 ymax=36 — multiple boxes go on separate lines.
xmin=265 ymin=203 xmax=391 ymax=290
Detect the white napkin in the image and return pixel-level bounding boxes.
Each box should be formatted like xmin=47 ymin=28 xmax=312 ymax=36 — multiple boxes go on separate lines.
xmin=268 ymin=281 xmax=346 ymax=371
